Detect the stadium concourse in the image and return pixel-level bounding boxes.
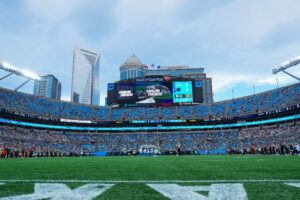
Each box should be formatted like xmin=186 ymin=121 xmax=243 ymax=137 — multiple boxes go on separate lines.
xmin=0 ymin=83 xmax=299 ymax=157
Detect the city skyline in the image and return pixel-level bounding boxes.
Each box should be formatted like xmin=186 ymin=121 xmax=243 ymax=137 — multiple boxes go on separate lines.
xmin=0 ymin=0 xmax=300 ymax=105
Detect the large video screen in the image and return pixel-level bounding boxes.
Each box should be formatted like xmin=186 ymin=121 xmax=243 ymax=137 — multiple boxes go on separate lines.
xmin=116 ymin=81 xmax=173 ymax=104
xmin=172 ymin=81 xmax=193 ymax=103
xmin=117 ymin=84 xmax=135 ymax=99
xmin=110 ymin=77 xmax=200 ymax=105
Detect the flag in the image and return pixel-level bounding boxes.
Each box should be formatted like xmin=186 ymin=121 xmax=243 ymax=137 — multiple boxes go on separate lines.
xmin=157 ymin=65 xmax=161 ymax=69
xmin=150 ymin=64 xmax=154 ymax=68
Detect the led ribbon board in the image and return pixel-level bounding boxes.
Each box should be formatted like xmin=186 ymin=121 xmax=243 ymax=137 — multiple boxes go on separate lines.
xmin=0 ymin=114 xmax=300 ymax=131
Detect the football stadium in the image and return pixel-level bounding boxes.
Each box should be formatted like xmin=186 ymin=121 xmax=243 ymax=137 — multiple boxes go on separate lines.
xmin=0 ymin=61 xmax=300 ymax=199
xmin=1 ymin=1 xmax=300 ymax=200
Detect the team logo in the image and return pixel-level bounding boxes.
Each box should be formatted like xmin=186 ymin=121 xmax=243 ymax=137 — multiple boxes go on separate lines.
xmin=0 ymin=182 xmax=299 ymax=199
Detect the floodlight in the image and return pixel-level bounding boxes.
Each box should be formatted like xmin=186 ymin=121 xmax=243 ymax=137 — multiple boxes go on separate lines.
xmin=0 ymin=61 xmax=41 ymax=91
xmin=0 ymin=61 xmax=41 ymax=80
xmin=272 ymin=55 xmax=300 ymax=74
xmin=21 ymin=69 xmax=41 ymax=80
xmin=272 ymin=55 xmax=300 ymax=81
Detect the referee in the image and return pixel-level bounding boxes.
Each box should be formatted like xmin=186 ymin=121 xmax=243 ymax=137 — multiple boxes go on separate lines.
xmin=176 ymin=143 xmax=181 ymax=157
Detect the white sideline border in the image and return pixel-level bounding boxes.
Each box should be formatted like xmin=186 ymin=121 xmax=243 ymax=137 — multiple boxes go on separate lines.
xmin=1 ymin=179 xmax=300 ymax=183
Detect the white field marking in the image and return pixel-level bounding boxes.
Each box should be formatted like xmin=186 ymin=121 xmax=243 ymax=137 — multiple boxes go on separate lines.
xmin=0 ymin=179 xmax=300 ymax=183
xmin=0 ymin=183 xmax=4 ymax=185
xmin=147 ymin=183 xmax=248 ymax=200
xmin=209 ymin=184 xmax=247 ymax=200
xmin=285 ymin=183 xmax=300 ymax=188
xmin=0 ymin=183 xmax=114 ymax=200
xmin=148 ymin=184 xmax=208 ymax=200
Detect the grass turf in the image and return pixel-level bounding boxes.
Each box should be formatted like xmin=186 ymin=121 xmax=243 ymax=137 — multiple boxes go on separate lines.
xmin=0 ymin=155 xmax=299 ymax=199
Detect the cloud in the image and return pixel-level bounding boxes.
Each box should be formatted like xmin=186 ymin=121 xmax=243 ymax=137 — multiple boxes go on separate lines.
xmin=212 ymin=67 xmax=300 ymax=95
xmin=61 ymin=94 xmax=70 ymax=102
xmin=24 ymin=0 xmax=86 ymax=23
xmin=190 ymin=0 xmax=300 ymax=48
xmin=1 ymin=0 xmax=300 ymax=105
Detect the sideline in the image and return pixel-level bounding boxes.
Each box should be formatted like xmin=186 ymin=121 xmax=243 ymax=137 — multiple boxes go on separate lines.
xmin=1 ymin=179 xmax=300 ymax=183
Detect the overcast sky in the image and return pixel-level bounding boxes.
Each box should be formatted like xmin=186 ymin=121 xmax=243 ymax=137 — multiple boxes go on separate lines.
xmin=0 ymin=0 xmax=300 ymax=105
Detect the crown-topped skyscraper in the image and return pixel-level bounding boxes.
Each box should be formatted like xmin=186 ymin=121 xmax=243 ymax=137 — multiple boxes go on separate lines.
xmin=119 ymin=54 xmax=148 ymax=80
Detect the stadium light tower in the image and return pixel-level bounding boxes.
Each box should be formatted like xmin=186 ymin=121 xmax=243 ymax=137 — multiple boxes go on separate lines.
xmin=0 ymin=61 xmax=41 ymax=91
xmin=272 ymin=55 xmax=300 ymax=81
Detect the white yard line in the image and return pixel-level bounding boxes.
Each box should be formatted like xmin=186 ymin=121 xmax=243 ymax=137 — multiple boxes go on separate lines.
xmin=0 ymin=179 xmax=300 ymax=183
xmin=148 ymin=183 xmax=248 ymax=200
xmin=0 ymin=184 xmax=114 ymax=200
xmin=285 ymin=183 xmax=300 ymax=188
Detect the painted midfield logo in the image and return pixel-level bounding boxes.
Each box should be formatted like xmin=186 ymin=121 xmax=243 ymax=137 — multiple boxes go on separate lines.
xmin=0 ymin=182 xmax=299 ymax=199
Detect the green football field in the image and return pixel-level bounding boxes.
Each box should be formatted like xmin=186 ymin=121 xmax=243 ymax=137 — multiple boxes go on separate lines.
xmin=0 ymin=155 xmax=300 ymax=199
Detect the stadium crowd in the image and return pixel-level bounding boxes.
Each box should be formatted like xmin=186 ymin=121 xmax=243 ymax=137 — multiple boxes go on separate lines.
xmin=0 ymin=82 xmax=299 ymax=121
xmin=0 ymin=83 xmax=300 ymax=158
xmin=1 ymin=122 xmax=299 ymax=158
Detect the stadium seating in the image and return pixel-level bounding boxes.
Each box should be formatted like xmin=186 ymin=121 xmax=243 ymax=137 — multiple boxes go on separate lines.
xmin=0 ymin=83 xmax=299 ymax=121
xmin=0 ymin=83 xmax=300 ymax=157
xmin=1 ymin=122 xmax=299 ymax=156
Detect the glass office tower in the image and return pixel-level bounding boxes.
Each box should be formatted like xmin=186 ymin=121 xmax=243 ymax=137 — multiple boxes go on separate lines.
xmin=71 ymin=47 xmax=100 ymax=105
xmin=33 ymin=75 xmax=61 ymax=100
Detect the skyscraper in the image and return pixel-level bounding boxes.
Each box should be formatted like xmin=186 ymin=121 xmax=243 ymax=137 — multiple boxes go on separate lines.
xmin=71 ymin=47 xmax=100 ymax=105
xmin=119 ymin=54 xmax=147 ymax=80
xmin=33 ymin=75 xmax=61 ymax=100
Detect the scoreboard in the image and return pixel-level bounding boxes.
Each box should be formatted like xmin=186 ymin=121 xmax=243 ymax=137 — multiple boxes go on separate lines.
xmin=107 ymin=76 xmax=203 ymax=106
xmin=173 ymin=81 xmax=193 ymax=103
